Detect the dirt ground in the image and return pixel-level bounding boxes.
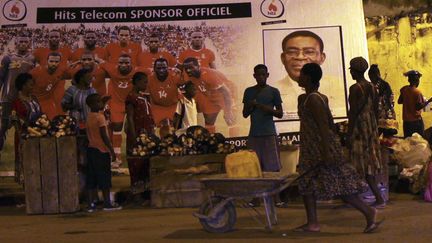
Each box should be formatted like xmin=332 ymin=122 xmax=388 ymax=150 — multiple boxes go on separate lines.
xmin=1 ymin=184 xmax=432 ymax=243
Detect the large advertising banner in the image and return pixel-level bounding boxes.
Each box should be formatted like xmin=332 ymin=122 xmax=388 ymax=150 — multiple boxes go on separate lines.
xmin=0 ymin=0 xmax=368 ymax=148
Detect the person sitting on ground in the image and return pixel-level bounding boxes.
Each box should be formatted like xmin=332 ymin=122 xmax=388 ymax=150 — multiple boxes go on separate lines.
xmin=85 ymin=93 xmax=122 ymax=212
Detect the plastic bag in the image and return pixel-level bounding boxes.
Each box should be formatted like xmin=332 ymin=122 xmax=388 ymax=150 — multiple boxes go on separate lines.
xmin=391 ymin=133 xmax=432 ymax=168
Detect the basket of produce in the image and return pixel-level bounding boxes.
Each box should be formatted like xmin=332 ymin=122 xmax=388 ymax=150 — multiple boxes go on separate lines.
xmin=49 ymin=115 xmax=78 ymax=138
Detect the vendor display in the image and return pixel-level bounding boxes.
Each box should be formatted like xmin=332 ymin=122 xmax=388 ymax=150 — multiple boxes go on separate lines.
xmin=24 ymin=114 xmax=78 ymax=138
xmin=131 ymin=133 xmax=160 ymax=157
xmin=131 ymin=126 xmax=237 ymax=157
xmin=378 ymin=118 xmax=398 ymax=136
xmin=50 ymin=115 xmax=78 ymax=138
xmin=26 ymin=114 xmax=50 ymax=137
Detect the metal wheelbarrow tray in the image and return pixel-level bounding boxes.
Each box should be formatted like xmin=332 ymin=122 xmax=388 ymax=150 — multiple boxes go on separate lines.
xmin=194 ymin=172 xmax=298 ymax=233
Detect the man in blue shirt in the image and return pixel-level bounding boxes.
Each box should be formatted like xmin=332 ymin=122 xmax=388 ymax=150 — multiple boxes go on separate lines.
xmin=243 ymin=64 xmax=283 ymax=172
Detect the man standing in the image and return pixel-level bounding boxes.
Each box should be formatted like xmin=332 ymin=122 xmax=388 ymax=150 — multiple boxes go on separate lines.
xmin=138 ymin=34 xmax=176 ymax=69
xmin=106 ymin=26 xmax=141 ymax=65
xmin=398 ymin=70 xmax=431 ymax=137
xmin=178 ymin=31 xmax=216 ymax=69
xmin=368 ymin=64 xmax=395 ymax=121
xmin=183 ymin=57 xmax=235 ymax=134
xmin=147 ymin=58 xmax=183 ymax=137
xmin=71 ymin=30 xmax=107 ymax=63
xmin=34 ymin=30 xmax=72 ymax=108
xmin=242 ymin=64 xmax=283 ymax=172
xmin=30 ymin=52 xmax=68 ymax=119
xmin=0 ymin=34 xmax=35 ymax=150
xmin=33 ymin=29 xmax=71 ymax=67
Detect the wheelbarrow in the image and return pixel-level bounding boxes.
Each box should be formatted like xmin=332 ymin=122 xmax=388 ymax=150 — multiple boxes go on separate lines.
xmin=193 ymin=172 xmax=299 ymax=233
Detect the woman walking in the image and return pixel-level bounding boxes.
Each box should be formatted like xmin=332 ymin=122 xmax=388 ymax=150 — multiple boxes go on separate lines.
xmin=295 ymin=63 xmax=382 ymax=233
xmin=348 ymin=57 xmax=385 ymax=208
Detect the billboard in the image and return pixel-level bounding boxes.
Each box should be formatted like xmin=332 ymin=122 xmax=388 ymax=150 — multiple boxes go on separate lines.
xmin=0 ymin=0 xmax=368 ymax=146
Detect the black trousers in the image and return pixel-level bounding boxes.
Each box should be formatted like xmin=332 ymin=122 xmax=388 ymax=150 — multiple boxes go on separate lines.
xmin=403 ymin=119 xmax=424 ymax=138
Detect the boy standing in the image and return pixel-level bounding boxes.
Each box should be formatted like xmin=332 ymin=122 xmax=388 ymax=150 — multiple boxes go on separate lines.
xmin=242 ymin=64 xmax=283 ymax=172
xmin=85 ymin=93 xmax=122 ymax=212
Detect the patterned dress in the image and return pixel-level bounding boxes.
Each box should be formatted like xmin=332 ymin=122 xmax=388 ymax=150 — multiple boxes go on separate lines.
xmin=349 ymin=83 xmax=383 ymax=176
xmin=297 ymin=92 xmax=367 ymax=200
xmin=12 ymin=96 xmax=42 ymax=184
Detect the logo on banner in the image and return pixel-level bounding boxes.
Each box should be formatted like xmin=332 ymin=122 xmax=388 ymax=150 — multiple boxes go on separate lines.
xmin=2 ymin=0 xmax=27 ymax=21
xmin=260 ymin=0 xmax=284 ymax=18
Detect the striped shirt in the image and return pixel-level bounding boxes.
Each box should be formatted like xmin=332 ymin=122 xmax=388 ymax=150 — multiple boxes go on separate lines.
xmin=61 ymin=85 xmax=96 ymax=128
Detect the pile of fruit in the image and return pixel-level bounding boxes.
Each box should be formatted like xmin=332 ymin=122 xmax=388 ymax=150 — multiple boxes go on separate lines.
xmin=378 ymin=118 xmax=398 ymax=136
xmin=25 ymin=114 xmax=51 ymax=138
xmin=50 ymin=115 xmax=78 ymax=138
xmin=24 ymin=114 xmax=78 ymax=138
xmin=131 ymin=133 xmax=160 ymax=157
xmin=132 ymin=126 xmax=237 ymax=157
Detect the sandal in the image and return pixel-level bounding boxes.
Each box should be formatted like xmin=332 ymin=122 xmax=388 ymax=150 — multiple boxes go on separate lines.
xmin=364 ymin=208 xmax=384 ymax=233
xmin=363 ymin=219 xmax=385 ymax=233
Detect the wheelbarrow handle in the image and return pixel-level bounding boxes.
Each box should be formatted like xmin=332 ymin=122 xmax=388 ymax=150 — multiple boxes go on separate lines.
xmin=278 ymin=164 xmax=322 ymax=192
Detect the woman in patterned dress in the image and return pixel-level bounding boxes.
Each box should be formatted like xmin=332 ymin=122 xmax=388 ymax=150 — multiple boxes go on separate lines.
xmin=11 ymin=73 xmax=42 ymax=184
xmin=295 ymin=63 xmax=381 ymax=233
xmin=348 ymin=57 xmax=385 ymax=208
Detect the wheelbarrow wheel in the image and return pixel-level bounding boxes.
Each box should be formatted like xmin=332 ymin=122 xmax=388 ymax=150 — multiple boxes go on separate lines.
xmin=198 ymin=196 xmax=236 ymax=233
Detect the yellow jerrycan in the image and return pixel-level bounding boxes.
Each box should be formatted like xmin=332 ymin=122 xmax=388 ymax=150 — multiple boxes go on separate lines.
xmin=225 ymin=150 xmax=263 ymax=178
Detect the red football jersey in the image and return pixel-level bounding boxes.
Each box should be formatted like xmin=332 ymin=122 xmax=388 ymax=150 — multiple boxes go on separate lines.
xmin=33 ymin=46 xmax=72 ymax=67
xmin=106 ymin=42 xmax=141 ymax=65
xmin=70 ymin=47 xmax=108 ymax=62
xmin=147 ymin=71 xmax=183 ymax=107
xmin=178 ymin=48 xmax=215 ymax=68
xmin=29 ymin=65 xmax=68 ymax=119
xmin=138 ymin=50 xmax=176 ymax=69
xmin=185 ymin=68 xmax=227 ymax=114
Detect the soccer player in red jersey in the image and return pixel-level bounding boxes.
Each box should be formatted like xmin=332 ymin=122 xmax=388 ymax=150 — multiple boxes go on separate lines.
xmin=0 ymin=34 xmax=35 ymax=151
xmin=101 ymin=54 xmax=148 ymax=166
xmin=147 ymin=58 xmax=183 ymax=137
xmin=69 ymin=52 xmax=107 ymax=95
xmin=33 ymin=29 xmax=72 ymax=67
xmin=71 ymin=30 xmax=107 ymax=63
xmin=33 ymin=30 xmax=71 ymax=108
xmin=182 ymin=57 xmax=236 ymax=134
xmin=138 ymin=34 xmax=176 ymax=69
xmin=106 ymin=26 xmax=141 ymax=65
xmin=178 ymin=30 xmax=216 ymax=69
xmin=30 ymin=52 xmax=68 ymax=119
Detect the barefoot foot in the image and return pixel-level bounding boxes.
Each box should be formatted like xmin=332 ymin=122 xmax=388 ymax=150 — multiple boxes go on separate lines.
xmin=292 ymin=224 xmax=320 ymax=232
